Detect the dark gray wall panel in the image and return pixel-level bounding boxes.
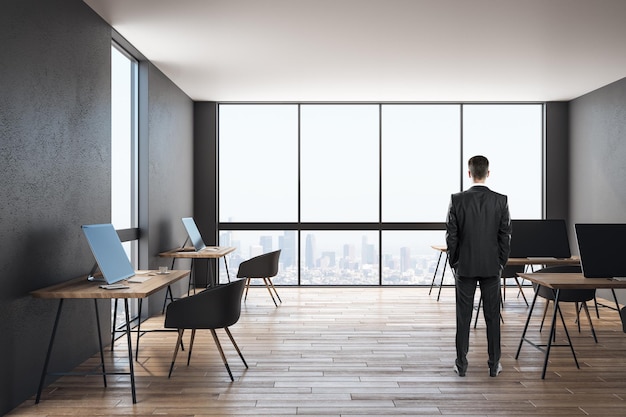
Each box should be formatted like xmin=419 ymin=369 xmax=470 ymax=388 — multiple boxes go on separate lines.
xmin=545 ymin=102 xmax=570 ymax=221
xmin=0 ymin=0 xmax=111 ymax=413
xmin=570 ymin=77 xmax=626 ymax=303
xmin=143 ymin=63 xmax=194 ymax=316
xmin=193 ymin=102 xmax=218 ymax=243
xmin=192 ymin=102 xmax=218 ymax=287
xmin=570 ymin=77 xmax=626 ymax=227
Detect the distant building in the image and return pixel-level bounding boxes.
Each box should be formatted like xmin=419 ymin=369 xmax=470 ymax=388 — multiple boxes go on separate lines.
xmin=400 ymin=246 xmax=411 ymax=272
xmin=279 ymin=230 xmax=296 ymax=267
xmin=305 ymin=234 xmax=316 ymax=268
xmin=260 ymin=235 xmax=272 ymax=253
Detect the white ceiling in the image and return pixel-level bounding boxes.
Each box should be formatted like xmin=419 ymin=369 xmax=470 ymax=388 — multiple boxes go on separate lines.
xmin=84 ymin=0 xmax=626 ymax=102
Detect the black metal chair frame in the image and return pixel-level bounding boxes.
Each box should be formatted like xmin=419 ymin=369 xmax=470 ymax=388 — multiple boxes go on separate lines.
xmin=164 ymin=278 xmax=248 ymax=381
xmin=237 ymin=250 xmax=282 ymax=307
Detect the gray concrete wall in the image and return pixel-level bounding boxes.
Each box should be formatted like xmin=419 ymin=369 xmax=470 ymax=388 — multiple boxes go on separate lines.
xmin=141 ymin=62 xmax=194 ymax=316
xmin=0 ymin=0 xmax=111 ymax=413
xmin=0 ymin=0 xmax=194 ymax=412
xmin=570 ymin=77 xmax=626 ymax=302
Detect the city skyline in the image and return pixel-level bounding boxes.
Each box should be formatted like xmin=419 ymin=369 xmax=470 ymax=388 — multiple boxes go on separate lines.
xmin=219 ymin=229 xmax=446 ymax=285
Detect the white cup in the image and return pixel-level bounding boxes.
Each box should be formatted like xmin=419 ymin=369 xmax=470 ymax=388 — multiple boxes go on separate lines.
xmin=159 ymin=266 xmax=169 ymax=274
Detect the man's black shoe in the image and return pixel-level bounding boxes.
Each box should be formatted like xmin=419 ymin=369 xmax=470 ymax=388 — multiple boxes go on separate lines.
xmin=453 ymin=364 xmax=466 ymax=377
xmin=489 ymin=363 xmax=502 ymax=377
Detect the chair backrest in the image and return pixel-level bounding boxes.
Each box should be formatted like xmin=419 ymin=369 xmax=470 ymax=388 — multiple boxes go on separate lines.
xmin=532 ymin=265 xmax=595 ymax=302
xmin=502 ymin=264 xmax=525 ymax=278
xmin=164 ymin=278 xmax=246 ymax=329
xmin=237 ymin=250 xmax=281 ymax=279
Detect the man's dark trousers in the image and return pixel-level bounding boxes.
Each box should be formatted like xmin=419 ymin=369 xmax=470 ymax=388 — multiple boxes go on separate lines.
xmin=455 ymin=275 xmax=501 ymax=372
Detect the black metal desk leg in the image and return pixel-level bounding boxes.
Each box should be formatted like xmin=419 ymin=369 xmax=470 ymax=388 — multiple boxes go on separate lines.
xmin=36 ymin=299 xmax=64 ymax=403
xmin=161 ymin=285 xmax=173 ymax=315
xmin=514 ymin=277 xmax=529 ymax=306
xmin=207 ymin=258 xmax=215 ymax=287
xmin=542 ymin=289 xmax=561 ymax=379
xmin=111 ymin=298 xmax=118 ymax=351
xmin=93 ymin=300 xmax=107 ymax=387
xmin=516 ymin=289 xmax=539 ymax=359
xmin=135 ymin=298 xmax=143 ymax=359
xmin=556 ymin=302 xmax=579 ymax=368
xmin=123 ymin=299 xmax=137 ymax=403
xmin=224 ymin=256 xmax=231 ymax=283
xmin=162 ymin=257 xmax=179 ymax=313
xmin=437 ymin=254 xmax=448 ymax=302
xmin=612 ymin=289 xmax=620 ymax=312
xmin=188 ymin=260 xmax=195 ymax=295
xmin=429 ymin=252 xmax=443 ymax=295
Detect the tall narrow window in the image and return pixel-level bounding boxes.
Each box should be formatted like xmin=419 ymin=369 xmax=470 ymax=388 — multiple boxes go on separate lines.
xmin=111 ymin=44 xmax=138 ymax=237
xmin=111 ymin=43 xmax=139 ymax=326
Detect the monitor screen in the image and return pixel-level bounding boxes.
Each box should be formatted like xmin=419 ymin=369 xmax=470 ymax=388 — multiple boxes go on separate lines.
xmin=509 ymin=219 xmax=571 ymax=258
xmin=575 ymin=223 xmax=626 ymax=278
xmin=181 ymin=217 xmax=206 ymax=251
xmin=82 ymin=223 xmax=135 ymax=284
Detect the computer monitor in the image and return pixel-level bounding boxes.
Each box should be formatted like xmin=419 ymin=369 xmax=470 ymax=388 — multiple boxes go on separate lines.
xmin=575 ymin=223 xmax=626 ymax=278
xmin=181 ymin=217 xmax=207 ymax=251
xmin=509 ymin=219 xmax=571 ymax=259
xmin=82 ymin=223 xmax=135 ymax=284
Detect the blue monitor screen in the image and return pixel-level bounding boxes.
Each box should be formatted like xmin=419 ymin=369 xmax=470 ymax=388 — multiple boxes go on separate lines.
xmin=82 ymin=223 xmax=135 ymax=284
xmin=181 ymin=217 xmax=206 ymax=251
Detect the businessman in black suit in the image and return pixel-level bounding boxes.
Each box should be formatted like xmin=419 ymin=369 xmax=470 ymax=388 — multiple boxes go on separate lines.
xmin=445 ymin=155 xmax=511 ymax=377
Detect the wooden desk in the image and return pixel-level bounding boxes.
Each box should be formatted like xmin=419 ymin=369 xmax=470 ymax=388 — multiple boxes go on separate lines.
xmin=159 ymin=245 xmax=237 ymax=260
xmin=515 ymin=272 xmax=626 ymax=379
xmin=159 ymin=246 xmax=236 ymax=287
xmin=506 ymin=256 xmax=580 ymax=267
xmin=31 ymin=269 xmax=190 ymax=404
xmin=429 ymin=243 xmax=580 ymax=303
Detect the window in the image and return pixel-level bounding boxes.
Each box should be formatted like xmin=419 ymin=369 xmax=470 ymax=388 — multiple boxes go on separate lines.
xmin=382 ymin=105 xmax=460 ymax=221
xmin=381 ymin=230 xmax=446 ymax=285
xmin=463 ymin=104 xmax=542 ymax=219
xmin=219 ymin=230 xmax=298 ymax=285
xmin=301 ymin=231 xmax=379 ymax=285
xmin=111 ymin=43 xmax=138 ymax=236
xmin=218 ymin=103 xmax=543 ymax=286
xmin=111 ymin=43 xmax=139 ymax=325
xmin=300 ymin=105 xmax=379 ymax=222
xmin=219 ymin=105 xmax=298 ymax=222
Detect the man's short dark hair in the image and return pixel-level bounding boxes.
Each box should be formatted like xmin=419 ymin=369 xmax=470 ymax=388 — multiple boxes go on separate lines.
xmin=468 ymin=155 xmax=489 ymax=180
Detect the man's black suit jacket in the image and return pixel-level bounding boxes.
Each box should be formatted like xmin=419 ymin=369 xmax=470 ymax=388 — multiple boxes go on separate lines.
xmin=445 ymin=185 xmax=512 ymax=278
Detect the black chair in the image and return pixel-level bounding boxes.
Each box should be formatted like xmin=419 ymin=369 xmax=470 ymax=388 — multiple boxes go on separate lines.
xmin=164 ymin=278 xmax=248 ymax=381
xmin=237 ymin=250 xmax=282 ymax=306
xmin=473 ymin=265 xmax=524 ymax=328
xmin=502 ymin=265 xmax=529 ymax=305
xmin=533 ymin=265 xmax=597 ymax=343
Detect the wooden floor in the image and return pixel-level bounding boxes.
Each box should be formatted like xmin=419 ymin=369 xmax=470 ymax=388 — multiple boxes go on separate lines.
xmin=9 ymin=285 xmax=626 ymax=416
